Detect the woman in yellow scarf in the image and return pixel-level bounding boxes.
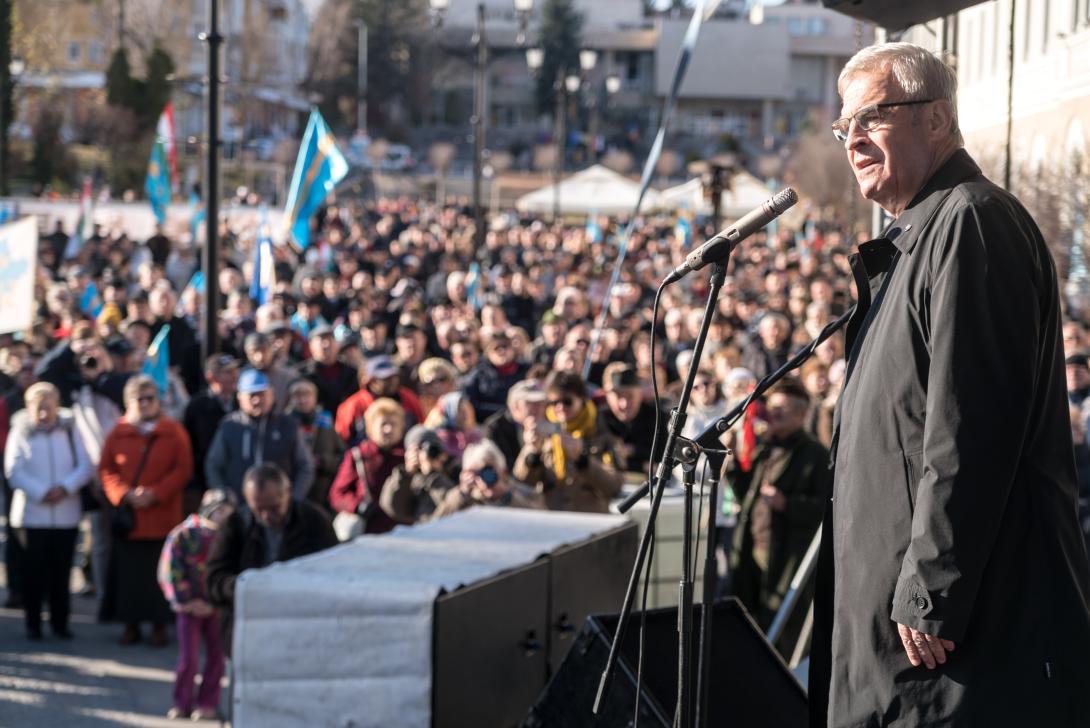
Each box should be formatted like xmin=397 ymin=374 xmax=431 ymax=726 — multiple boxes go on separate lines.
xmin=513 ymin=371 xmax=622 ymax=513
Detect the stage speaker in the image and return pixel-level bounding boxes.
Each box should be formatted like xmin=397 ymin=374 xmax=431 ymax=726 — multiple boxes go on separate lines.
xmin=522 ymin=598 xmax=808 ymax=728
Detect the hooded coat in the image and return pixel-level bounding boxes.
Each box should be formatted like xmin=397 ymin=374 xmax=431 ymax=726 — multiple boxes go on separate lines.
xmin=809 ymin=150 xmax=1090 ymax=727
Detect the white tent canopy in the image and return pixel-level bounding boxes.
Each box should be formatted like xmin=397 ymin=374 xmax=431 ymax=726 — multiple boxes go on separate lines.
xmin=515 ymin=164 xmax=660 ymax=217
xmin=658 ymin=170 xmax=774 ymax=219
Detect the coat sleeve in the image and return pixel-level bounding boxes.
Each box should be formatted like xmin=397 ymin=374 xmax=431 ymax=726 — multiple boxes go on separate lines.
xmin=328 ymin=449 xmax=363 ymax=514
xmin=290 ymin=425 xmax=316 ymax=500
xmin=98 ymin=433 xmax=129 ymax=506
xmin=59 ymin=427 xmax=95 ymax=495
xmin=784 ymin=443 xmax=833 ymax=528
xmin=206 ymin=515 xmax=242 ymax=608
xmin=334 ymin=397 xmax=358 ymax=443
xmin=204 ymin=422 xmax=229 ymax=493
xmin=146 ymin=426 xmax=193 ymax=503
xmin=891 ymin=199 xmax=1043 ymax=642
xmin=4 ymin=429 xmax=50 ymax=502
xmin=378 ymin=466 xmax=416 ymax=524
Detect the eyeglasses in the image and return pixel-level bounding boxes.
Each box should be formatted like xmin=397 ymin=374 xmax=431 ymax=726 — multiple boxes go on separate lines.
xmin=137 ymin=394 xmax=158 ymax=403
xmin=831 ymin=99 xmax=935 ymax=142
xmin=548 ymin=396 xmax=575 ymax=408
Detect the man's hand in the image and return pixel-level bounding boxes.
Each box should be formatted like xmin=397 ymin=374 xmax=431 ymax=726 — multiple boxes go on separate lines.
xmin=759 ymin=484 xmax=786 ymax=512
xmin=896 ymin=622 xmax=955 ymax=669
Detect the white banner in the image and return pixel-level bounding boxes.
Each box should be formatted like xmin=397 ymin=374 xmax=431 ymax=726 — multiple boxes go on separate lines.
xmin=0 ymin=217 xmax=39 ymax=335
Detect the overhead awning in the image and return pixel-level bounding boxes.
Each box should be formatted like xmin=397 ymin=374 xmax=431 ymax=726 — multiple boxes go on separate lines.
xmin=821 ymin=0 xmax=988 ymax=32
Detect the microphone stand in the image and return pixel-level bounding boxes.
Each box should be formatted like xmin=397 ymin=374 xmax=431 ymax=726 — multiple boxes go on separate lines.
xmin=601 ymin=306 xmax=853 ymax=726
xmin=594 ymin=261 xmax=729 ymax=728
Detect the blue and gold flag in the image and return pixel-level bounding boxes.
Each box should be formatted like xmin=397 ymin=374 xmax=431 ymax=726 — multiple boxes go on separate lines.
xmin=283 ymin=109 xmax=348 ymax=250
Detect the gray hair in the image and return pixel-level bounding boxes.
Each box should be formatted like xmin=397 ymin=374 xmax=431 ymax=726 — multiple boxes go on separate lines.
xmin=838 ymin=42 xmax=962 ymax=144
xmin=242 ymin=462 xmax=291 ymax=493
xmin=462 ymin=439 xmax=507 ymax=476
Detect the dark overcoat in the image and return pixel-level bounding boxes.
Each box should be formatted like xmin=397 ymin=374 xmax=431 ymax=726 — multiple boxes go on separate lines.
xmin=809 ymin=150 xmax=1090 ymax=727
xmin=729 ymin=430 xmax=832 ymax=629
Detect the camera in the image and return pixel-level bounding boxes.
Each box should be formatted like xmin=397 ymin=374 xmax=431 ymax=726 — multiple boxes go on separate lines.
xmin=424 ymin=441 xmax=445 ymax=460
xmin=80 ymin=354 xmax=99 ymax=370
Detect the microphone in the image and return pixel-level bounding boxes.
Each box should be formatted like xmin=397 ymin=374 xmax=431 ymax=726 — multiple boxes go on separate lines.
xmin=663 ymin=187 xmax=798 ymax=284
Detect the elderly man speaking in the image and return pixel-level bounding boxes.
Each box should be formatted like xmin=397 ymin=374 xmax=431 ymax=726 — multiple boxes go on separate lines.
xmin=809 ymin=43 xmax=1090 ymax=727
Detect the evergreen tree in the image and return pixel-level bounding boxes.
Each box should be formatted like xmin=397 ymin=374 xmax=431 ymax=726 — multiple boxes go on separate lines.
xmin=105 ymin=46 xmax=136 ymax=108
xmin=142 ymin=44 xmax=175 ymax=131
xmin=535 ymin=0 xmax=583 ymax=115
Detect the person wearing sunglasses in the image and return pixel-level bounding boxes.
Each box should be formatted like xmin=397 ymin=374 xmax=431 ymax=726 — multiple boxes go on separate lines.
xmin=99 ymin=375 xmax=193 ymax=647
xmin=810 ymin=43 xmax=1090 ymax=728
xmin=514 ymin=371 xmax=622 ymax=514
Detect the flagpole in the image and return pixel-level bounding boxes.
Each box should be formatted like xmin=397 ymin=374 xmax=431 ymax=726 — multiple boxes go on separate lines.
xmin=201 ymin=0 xmax=223 ymax=359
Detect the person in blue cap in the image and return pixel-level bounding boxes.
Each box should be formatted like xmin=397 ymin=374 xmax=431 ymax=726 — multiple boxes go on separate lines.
xmin=203 ymin=368 xmax=315 ymax=500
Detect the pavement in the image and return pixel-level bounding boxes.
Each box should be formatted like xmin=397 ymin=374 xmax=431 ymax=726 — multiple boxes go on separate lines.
xmin=0 ymin=526 xmax=229 ymax=727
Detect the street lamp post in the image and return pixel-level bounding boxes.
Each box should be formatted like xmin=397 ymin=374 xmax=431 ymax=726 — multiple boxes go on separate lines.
xmin=430 ymin=0 xmax=532 ymax=257
xmin=199 ymin=0 xmax=224 ymax=360
xmin=355 ymin=19 xmax=368 ymax=135
xmin=577 ymin=50 xmax=598 ymax=162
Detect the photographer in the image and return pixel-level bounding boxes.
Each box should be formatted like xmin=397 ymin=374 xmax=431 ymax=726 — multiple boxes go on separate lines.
xmin=432 ymin=440 xmax=543 ymax=518
xmin=513 ymin=371 xmax=622 ymax=514
xmin=378 ymin=426 xmax=455 ymax=525
xmin=35 ymin=322 xmax=129 ymax=408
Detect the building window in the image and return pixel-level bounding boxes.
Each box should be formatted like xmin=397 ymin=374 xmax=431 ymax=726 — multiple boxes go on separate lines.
xmin=807 ymin=18 xmax=828 ymax=35
xmin=787 ymin=17 xmax=804 ymax=36
xmin=88 ymin=41 xmax=102 ymax=64
xmin=67 ymin=42 xmax=81 ymax=63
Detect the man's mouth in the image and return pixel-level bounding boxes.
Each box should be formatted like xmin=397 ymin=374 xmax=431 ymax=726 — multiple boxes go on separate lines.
xmin=855 ymin=158 xmax=879 ymax=171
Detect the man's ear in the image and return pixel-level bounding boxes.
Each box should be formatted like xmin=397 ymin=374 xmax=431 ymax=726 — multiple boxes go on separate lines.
xmin=929 ymin=100 xmax=955 ymax=139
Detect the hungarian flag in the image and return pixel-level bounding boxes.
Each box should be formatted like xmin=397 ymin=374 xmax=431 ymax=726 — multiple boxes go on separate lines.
xmin=156 ymin=102 xmax=178 ymax=190
xmin=64 ymin=178 xmax=94 ymax=259
xmin=145 ymin=103 xmax=176 ymax=223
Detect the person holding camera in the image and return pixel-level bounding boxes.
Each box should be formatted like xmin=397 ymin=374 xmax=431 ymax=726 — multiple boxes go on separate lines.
xmin=431 ymin=440 xmax=543 ymax=518
xmin=513 ymin=371 xmax=622 ymax=514
xmin=379 ymin=425 xmax=455 ymax=525
xmin=329 ymin=398 xmax=406 ymax=536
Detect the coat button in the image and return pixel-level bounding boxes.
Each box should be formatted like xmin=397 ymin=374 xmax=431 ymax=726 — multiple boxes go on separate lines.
xmin=915 ymin=597 xmax=928 ymax=610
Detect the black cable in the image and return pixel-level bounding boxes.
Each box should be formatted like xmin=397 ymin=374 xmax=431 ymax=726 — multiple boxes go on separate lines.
xmin=634 ymin=280 xmax=667 ymax=728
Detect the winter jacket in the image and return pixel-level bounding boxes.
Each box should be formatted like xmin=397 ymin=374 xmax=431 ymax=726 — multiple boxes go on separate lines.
xmin=328 ymin=440 xmax=404 ymax=534
xmin=289 ymin=409 xmax=344 ymax=512
xmin=182 ymin=392 xmax=235 ymax=491
xmin=298 ymin=360 xmax=359 ymax=415
xmin=334 ymin=387 xmax=424 ymax=445
xmin=462 ymin=359 xmax=530 ymax=422
xmin=513 ymin=420 xmax=623 ymax=514
xmin=3 ymin=410 xmax=94 ymax=529
xmin=157 ymin=513 xmax=218 ymax=609
xmin=204 ymin=411 xmax=315 ymax=500
xmin=99 ymin=416 xmax=193 ymax=540
xmin=206 ymin=499 xmax=337 ymax=656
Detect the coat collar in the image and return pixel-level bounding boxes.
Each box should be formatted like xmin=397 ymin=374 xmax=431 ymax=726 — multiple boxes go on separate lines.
xmin=883 ymin=148 xmax=982 ymax=256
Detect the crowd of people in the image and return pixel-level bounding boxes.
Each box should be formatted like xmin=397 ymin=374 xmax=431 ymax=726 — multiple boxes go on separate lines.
xmin=2 ymin=194 xmax=1089 ymax=719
